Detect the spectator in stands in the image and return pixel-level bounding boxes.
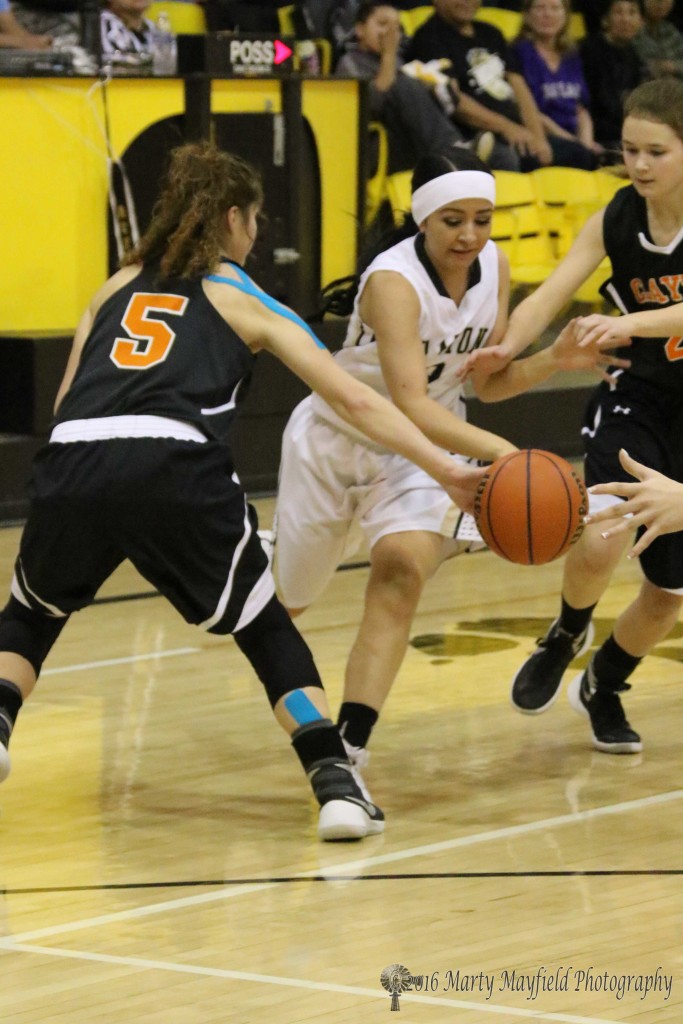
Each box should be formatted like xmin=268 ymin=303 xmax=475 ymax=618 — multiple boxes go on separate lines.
xmin=0 ymin=0 xmax=51 ymax=46
xmin=581 ymin=0 xmax=643 ymax=155
xmin=512 ymin=0 xmax=602 ymax=168
xmin=101 ymin=0 xmax=158 ymax=58
xmin=480 ymin=1 xmax=626 ymax=40
xmin=405 ymin=0 xmax=553 ymax=171
xmin=634 ymin=0 xmax=683 ymax=78
xmin=336 ymin=1 xmax=494 ymax=171
xmin=9 ymin=0 xmax=78 ymax=47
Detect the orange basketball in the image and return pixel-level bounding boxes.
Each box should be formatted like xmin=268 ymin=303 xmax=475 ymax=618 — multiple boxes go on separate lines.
xmin=473 ymin=449 xmax=587 ymax=565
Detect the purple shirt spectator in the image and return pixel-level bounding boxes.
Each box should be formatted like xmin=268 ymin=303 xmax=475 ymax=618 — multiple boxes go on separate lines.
xmin=0 ymin=0 xmax=11 ymax=13
xmin=512 ymin=37 xmax=590 ymax=135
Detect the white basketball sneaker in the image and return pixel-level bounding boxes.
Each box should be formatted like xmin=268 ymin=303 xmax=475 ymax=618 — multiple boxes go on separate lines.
xmin=342 ymin=738 xmax=375 ymax=804
xmin=311 ymin=758 xmax=385 ymax=841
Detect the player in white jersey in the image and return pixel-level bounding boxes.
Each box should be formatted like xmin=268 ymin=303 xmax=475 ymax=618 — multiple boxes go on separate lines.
xmin=275 ymin=151 xmax=618 ymax=814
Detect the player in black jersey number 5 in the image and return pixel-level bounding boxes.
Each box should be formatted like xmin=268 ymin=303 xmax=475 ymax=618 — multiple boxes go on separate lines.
xmin=0 ymin=142 xmax=486 ymax=841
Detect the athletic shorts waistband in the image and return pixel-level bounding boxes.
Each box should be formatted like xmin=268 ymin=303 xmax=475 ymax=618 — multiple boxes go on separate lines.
xmin=50 ymin=415 xmax=207 ymax=444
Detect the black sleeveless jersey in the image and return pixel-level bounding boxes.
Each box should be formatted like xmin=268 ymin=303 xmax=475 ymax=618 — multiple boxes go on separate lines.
xmin=602 ymin=184 xmax=683 ymax=392
xmin=54 ymin=266 xmax=255 ymax=443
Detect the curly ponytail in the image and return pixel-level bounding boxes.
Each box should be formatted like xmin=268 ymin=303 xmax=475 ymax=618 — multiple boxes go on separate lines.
xmin=122 ymin=141 xmax=263 ymax=279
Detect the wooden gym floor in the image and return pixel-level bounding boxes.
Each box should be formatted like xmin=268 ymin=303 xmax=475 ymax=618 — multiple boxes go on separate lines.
xmin=0 ymin=498 xmax=682 ymax=1023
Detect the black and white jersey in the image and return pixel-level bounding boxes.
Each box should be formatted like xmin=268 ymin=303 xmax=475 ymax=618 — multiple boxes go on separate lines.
xmin=311 ymin=233 xmax=499 ymax=437
xmin=602 ymin=184 xmax=683 ymax=392
xmin=55 ymin=266 xmax=254 ymax=444
xmin=100 ymin=10 xmax=158 ymax=56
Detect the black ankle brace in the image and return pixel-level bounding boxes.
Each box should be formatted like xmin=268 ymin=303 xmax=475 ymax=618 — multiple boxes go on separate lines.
xmin=307 ymin=759 xmax=360 ymax=807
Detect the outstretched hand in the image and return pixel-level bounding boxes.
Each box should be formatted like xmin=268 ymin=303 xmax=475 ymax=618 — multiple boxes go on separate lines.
xmin=551 ymin=318 xmax=631 ymax=383
xmin=585 ymin=449 xmax=683 ymax=558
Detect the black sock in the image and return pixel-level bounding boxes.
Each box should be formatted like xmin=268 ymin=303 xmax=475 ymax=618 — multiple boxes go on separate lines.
xmin=558 ymin=597 xmax=596 ymax=638
xmin=592 ymin=635 xmax=642 ymax=690
xmin=0 ymin=679 xmax=23 ymax=747
xmin=290 ymin=719 xmax=347 ymax=773
xmin=337 ymin=702 xmax=379 ymax=749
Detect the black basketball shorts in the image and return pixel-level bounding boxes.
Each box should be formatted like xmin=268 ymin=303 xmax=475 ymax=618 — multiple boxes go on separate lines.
xmin=13 ymin=437 xmax=273 ymax=633
xmin=581 ymin=373 xmax=683 ymax=592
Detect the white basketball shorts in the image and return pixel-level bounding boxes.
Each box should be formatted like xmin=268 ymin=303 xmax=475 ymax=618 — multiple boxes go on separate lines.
xmin=275 ymin=397 xmax=474 ymax=609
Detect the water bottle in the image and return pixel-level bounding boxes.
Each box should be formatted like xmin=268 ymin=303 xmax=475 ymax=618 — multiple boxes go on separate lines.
xmin=295 ymin=40 xmax=320 ymax=76
xmin=153 ymin=11 xmax=177 ymax=75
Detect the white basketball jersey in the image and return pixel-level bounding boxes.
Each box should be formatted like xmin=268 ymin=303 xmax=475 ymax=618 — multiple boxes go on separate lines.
xmin=311 ymin=234 xmax=499 ymax=440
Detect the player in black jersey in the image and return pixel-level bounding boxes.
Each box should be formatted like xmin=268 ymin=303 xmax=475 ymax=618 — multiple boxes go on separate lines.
xmin=0 ymin=141 xmax=487 ymax=841
xmin=463 ymin=79 xmax=683 ymax=754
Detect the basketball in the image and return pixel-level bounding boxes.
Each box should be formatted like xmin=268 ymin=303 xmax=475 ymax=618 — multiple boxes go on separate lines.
xmin=473 ymin=449 xmax=587 ymax=565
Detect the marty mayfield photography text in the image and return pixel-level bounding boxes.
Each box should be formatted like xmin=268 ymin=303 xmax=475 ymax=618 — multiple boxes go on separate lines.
xmin=407 ymin=966 xmax=672 ymax=1002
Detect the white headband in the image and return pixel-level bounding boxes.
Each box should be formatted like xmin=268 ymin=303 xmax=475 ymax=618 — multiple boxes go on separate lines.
xmin=411 ymin=171 xmax=496 ymax=225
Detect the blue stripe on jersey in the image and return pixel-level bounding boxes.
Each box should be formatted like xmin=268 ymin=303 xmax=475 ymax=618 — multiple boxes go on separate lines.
xmin=206 ymin=270 xmax=326 ymax=349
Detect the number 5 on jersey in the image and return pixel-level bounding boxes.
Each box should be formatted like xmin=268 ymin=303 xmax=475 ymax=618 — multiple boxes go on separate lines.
xmin=111 ymin=292 xmax=189 ymax=370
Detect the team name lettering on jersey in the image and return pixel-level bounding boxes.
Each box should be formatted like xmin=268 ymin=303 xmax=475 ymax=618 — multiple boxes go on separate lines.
xmin=630 ymin=275 xmax=683 ymax=305
xmin=422 ymin=326 xmax=489 ymax=358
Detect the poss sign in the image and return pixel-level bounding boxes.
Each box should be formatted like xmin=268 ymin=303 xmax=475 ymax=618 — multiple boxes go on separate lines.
xmin=225 ymin=35 xmax=294 ymax=75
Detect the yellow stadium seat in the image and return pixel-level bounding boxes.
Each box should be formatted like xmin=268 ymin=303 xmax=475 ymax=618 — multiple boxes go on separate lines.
xmin=315 ymin=37 xmax=332 ymax=74
xmin=399 ymin=5 xmax=433 ymax=36
xmin=366 ymin=121 xmax=389 ymax=226
xmin=595 ymin=169 xmax=630 ymax=204
xmin=569 ymin=11 xmax=586 ymax=40
xmin=580 ymin=171 xmax=628 ymax=306
xmin=277 ymin=4 xmax=296 ymax=35
xmin=399 ymin=9 xmax=414 ymax=35
xmin=531 ymin=167 xmax=602 ymax=258
xmin=491 ymin=171 xmax=557 ymax=287
xmin=530 ymin=167 xmax=610 ymax=304
xmin=475 ymin=7 xmax=522 ymax=41
xmin=148 ymin=0 xmax=206 ymax=34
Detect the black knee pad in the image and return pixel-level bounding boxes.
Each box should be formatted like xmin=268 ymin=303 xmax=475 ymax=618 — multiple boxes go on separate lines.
xmin=0 ymin=596 xmax=68 ymax=676
xmin=233 ymin=596 xmax=323 ymax=707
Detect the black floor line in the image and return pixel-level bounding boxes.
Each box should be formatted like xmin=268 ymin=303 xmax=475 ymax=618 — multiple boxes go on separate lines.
xmin=3 ymin=868 xmax=682 ymax=896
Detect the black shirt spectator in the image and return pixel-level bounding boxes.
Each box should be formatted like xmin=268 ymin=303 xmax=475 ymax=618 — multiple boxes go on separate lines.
xmin=405 ymin=2 xmax=553 ymax=171
xmin=407 ymin=15 xmax=522 ymax=123
xmin=580 ymin=0 xmax=643 ymax=151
